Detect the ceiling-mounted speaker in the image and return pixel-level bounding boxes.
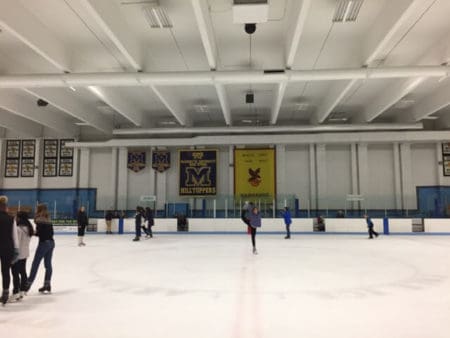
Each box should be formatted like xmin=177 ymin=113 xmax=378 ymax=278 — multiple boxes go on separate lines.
xmin=246 ymin=93 xmax=254 ymax=104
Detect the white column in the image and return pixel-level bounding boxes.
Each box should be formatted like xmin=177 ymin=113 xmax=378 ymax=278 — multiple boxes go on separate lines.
xmin=71 ymin=148 xmax=80 ymax=188
xmin=316 ymin=144 xmax=327 ymax=210
xmin=0 ymin=139 xmax=4 ymax=189
xmin=350 ymin=143 xmax=359 ymax=210
xmin=400 ymin=143 xmax=414 ymax=210
xmin=276 ymin=144 xmax=286 ymax=202
xmin=110 ymin=147 xmax=118 ymax=209
xmin=148 ymin=148 xmax=156 ymax=196
xmin=229 ymin=145 xmax=234 ymax=196
xmin=156 ymin=170 xmax=167 ymax=211
xmin=309 ymin=143 xmax=317 ymax=210
xmin=32 ymin=138 xmax=43 ymax=189
xmin=357 ymin=143 xmax=369 ymax=196
xmin=78 ymin=148 xmax=90 ymax=188
xmin=117 ymin=147 xmax=128 ymax=210
xmin=393 ymin=143 xmax=402 ymax=210
xmin=436 ymin=142 xmax=444 ymax=186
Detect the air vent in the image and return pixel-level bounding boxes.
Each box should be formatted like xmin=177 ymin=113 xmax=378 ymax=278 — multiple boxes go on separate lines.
xmin=143 ymin=5 xmax=172 ymax=28
xmin=333 ymin=0 xmax=364 ymax=23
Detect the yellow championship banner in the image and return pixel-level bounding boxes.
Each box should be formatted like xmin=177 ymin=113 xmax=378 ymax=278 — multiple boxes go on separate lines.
xmin=234 ymin=148 xmax=276 ymax=199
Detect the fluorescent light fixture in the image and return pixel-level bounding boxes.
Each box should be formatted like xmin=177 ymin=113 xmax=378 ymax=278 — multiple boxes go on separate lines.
xmin=295 ymin=103 xmax=309 ymax=111
xmin=159 ymin=121 xmax=177 ymax=125
xmin=333 ymin=0 xmax=364 ymax=22
xmin=328 ymin=117 xmax=348 ymax=122
xmin=394 ymin=99 xmax=415 ymax=109
xmin=69 ymin=86 xmax=76 ymax=92
xmin=75 ymin=122 xmax=90 ymax=126
xmin=241 ymin=119 xmax=253 ymax=123
xmin=143 ymin=4 xmax=172 ymax=28
xmin=194 ymin=105 xmax=209 ymax=113
xmin=422 ymin=116 xmax=439 ymax=120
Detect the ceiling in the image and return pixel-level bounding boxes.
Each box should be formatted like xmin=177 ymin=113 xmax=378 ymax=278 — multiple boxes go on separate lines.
xmin=0 ymin=0 xmax=450 ymax=141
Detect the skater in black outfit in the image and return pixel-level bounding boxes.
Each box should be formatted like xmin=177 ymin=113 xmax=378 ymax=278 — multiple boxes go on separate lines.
xmin=26 ymin=203 xmax=55 ymax=294
xmin=241 ymin=201 xmax=253 ymax=234
xmin=10 ymin=211 xmax=33 ymax=302
xmin=0 ymin=196 xmax=19 ymax=305
xmin=133 ymin=207 xmax=145 ymax=241
xmin=77 ymin=206 xmax=88 ymax=247
xmin=145 ymin=207 xmax=154 ymax=238
xmin=365 ymin=214 xmax=379 ymax=239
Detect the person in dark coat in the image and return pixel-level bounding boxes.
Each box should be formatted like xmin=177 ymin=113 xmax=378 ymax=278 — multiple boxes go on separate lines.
xmin=77 ymin=206 xmax=88 ymax=246
xmin=0 ymin=196 xmax=19 ymax=305
xmin=281 ymin=207 xmax=292 ymax=239
xmin=365 ymin=214 xmax=379 ymax=239
xmin=25 ymin=203 xmax=55 ymax=294
xmin=145 ymin=207 xmax=154 ymax=238
xmin=248 ymin=206 xmax=261 ymax=255
xmin=105 ymin=210 xmax=113 ymax=234
xmin=241 ymin=201 xmax=253 ymax=234
xmin=133 ymin=207 xmax=145 ymax=241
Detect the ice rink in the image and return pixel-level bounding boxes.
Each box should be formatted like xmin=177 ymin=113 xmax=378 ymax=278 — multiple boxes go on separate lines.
xmin=1 ymin=233 xmax=450 ymax=338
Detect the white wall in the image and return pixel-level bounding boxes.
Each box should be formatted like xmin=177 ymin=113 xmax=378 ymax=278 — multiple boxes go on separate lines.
xmin=326 ymin=145 xmax=352 ymax=209
xmin=367 ymin=144 xmax=395 ymax=209
xmin=89 ymin=148 xmax=112 ymax=210
xmin=127 ymin=149 xmax=154 ymax=208
xmin=285 ymin=145 xmax=310 ymax=204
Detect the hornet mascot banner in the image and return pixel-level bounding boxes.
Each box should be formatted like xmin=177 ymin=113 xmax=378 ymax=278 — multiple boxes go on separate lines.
xmin=234 ymin=148 xmax=276 ymax=199
xmin=179 ymin=150 xmax=217 ymax=196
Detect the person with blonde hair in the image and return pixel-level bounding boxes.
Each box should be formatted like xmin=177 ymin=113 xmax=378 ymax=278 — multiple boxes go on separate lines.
xmin=25 ymin=203 xmax=55 ymax=294
xmin=0 ymin=195 xmax=19 ymax=305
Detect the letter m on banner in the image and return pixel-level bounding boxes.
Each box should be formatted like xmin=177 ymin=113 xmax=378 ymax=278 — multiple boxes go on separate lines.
xmin=185 ymin=167 xmax=211 ymax=186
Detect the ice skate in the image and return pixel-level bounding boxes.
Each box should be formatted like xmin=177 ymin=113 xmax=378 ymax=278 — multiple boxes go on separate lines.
xmin=8 ymin=293 xmax=21 ymax=303
xmin=1 ymin=290 xmax=9 ymax=305
xmin=252 ymin=247 xmax=258 ymax=255
xmin=132 ymin=237 xmax=140 ymax=241
xmin=38 ymin=283 xmax=51 ymax=294
xmin=284 ymin=235 xmax=290 ymax=239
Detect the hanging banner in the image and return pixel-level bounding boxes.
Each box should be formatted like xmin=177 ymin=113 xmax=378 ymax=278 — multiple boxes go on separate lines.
xmin=128 ymin=151 xmax=146 ymax=173
xmin=179 ymin=150 xmax=217 ymax=196
xmin=152 ymin=150 xmax=171 ymax=173
xmin=234 ymin=148 xmax=276 ymax=199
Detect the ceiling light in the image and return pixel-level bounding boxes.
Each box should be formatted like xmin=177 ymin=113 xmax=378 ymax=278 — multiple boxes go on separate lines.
xmin=394 ymin=99 xmax=415 ymax=109
xmin=69 ymin=86 xmax=76 ymax=92
xmin=422 ymin=116 xmax=439 ymax=120
xmin=75 ymin=122 xmax=90 ymax=126
xmin=194 ymin=105 xmax=209 ymax=113
xmin=241 ymin=119 xmax=253 ymax=123
xmin=329 ymin=117 xmax=348 ymax=122
xmin=333 ymin=0 xmax=364 ymax=23
xmin=295 ymin=103 xmax=309 ymax=111
xmin=159 ymin=121 xmax=177 ymax=125
xmin=143 ymin=4 xmax=172 ymax=28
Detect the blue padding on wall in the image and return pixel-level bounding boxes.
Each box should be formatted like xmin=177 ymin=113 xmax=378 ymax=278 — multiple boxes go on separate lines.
xmin=383 ymin=217 xmax=389 ymax=235
xmin=417 ymin=186 xmax=450 ymax=217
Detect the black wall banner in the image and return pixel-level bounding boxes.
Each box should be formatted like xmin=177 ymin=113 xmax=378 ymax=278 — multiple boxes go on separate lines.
xmin=128 ymin=151 xmax=146 ymax=173
xmin=179 ymin=150 xmax=217 ymax=196
xmin=5 ymin=140 xmax=20 ymax=177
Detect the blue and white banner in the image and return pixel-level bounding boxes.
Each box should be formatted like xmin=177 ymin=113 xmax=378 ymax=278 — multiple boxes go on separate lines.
xmin=152 ymin=150 xmax=170 ymax=173
xmin=179 ymin=150 xmax=217 ymax=196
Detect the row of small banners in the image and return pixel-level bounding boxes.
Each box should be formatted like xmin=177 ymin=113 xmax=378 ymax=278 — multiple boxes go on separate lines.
xmin=442 ymin=143 xmax=450 ymax=176
xmin=128 ymin=149 xmax=276 ymax=197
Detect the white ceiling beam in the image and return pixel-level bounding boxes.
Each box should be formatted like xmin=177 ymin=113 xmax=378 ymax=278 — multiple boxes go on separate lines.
xmin=215 ymin=84 xmax=231 ymax=125
xmin=270 ymin=82 xmax=287 ymax=125
xmin=1 ymin=66 xmax=449 ymax=88
xmin=191 ymin=0 xmax=217 ymax=70
xmin=0 ymin=108 xmax=43 ymax=137
xmin=412 ymin=81 xmax=450 ymax=121
xmin=79 ymin=0 xmax=142 ymax=71
xmin=0 ymin=89 xmax=77 ymax=136
xmin=313 ymin=0 xmax=434 ymax=124
xmin=286 ymin=0 xmax=312 ymax=69
xmin=23 ymin=88 xmax=113 ymax=134
xmin=150 ymin=86 xmax=188 ymax=126
xmin=0 ymin=1 xmax=70 ymax=72
xmin=364 ymin=77 xmax=424 ymax=122
xmin=88 ymin=86 xmax=143 ymax=126
xmin=192 ymin=0 xmax=232 ymax=125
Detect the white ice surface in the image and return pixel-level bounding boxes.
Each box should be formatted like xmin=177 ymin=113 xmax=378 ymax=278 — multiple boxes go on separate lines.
xmin=1 ymin=234 xmax=450 ymax=338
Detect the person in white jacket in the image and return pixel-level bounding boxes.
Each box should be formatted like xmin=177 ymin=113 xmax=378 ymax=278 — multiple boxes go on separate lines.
xmin=10 ymin=211 xmax=33 ymax=302
xmin=0 ymin=195 xmax=19 ymax=306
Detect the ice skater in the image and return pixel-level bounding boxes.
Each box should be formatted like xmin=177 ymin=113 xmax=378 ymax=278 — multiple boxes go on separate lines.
xmin=133 ymin=206 xmax=145 ymax=241
xmin=248 ymin=206 xmax=261 ymax=255
xmin=77 ymin=206 xmax=88 ymax=246
xmin=241 ymin=201 xmax=253 ymax=234
xmin=365 ymin=214 xmax=379 ymax=239
xmin=25 ymin=203 xmax=55 ymax=294
xmin=145 ymin=207 xmax=154 ymax=238
xmin=10 ymin=211 xmax=33 ymax=302
xmin=105 ymin=209 xmax=113 ymax=234
xmin=0 ymin=196 xmax=19 ymax=305
xmin=281 ymin=207 xmax=292 ymax=239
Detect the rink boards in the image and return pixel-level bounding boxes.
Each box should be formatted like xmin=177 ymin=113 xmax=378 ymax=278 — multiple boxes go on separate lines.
xmin=94 ymin=218 xmax=450 ymax=234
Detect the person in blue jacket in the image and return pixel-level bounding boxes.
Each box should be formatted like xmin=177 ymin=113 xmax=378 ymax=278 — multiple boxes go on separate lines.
xmin=281 ymin=207 xmax=292 ymax=239
xmin=364 ymin=214 xmax=379 ymax=239
xmin=248 ymin=206 xmax=261 ymax=255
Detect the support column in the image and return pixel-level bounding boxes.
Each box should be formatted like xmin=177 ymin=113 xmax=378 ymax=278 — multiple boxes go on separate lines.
xmin=0 ymin=139 xmax=4 ymax=189
xmin=350 ymin=143 xmax=358 ymax=209
xmin=436 ymin=142 xmax=444 ymax=186
xmin=72 ymin=148 xmax=80 ymax=189
xmin=78 ymin=148 xmax=90 ymax=188
xmin=400 ymin=143 xmax=414 ymax=210
xmin=357 ymin=143 xmax=369 ymax=212
xmin=229 ymin=145 xmax=234 ymax=196
xmin=276 ymin=144 xmax=286 ymax=202
xmin=110 ymin=147 xmax=118 ymax=209
xmin=309 ymin=143 xmax=317 ymax=210
xmin=148 ymin=148 xmax=156 ymax=196
xmin=393 ymin=143 xmax=402 ymax=210
xmin=155 ymin=169 xmax=167 ymax=211
xmin=117 ymin=147 xmax=128 ymax=210
xmin=316 ymin=144 xmax=327 ymax=211
xmin=32 ymin=138 xmax=43 ymax=190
